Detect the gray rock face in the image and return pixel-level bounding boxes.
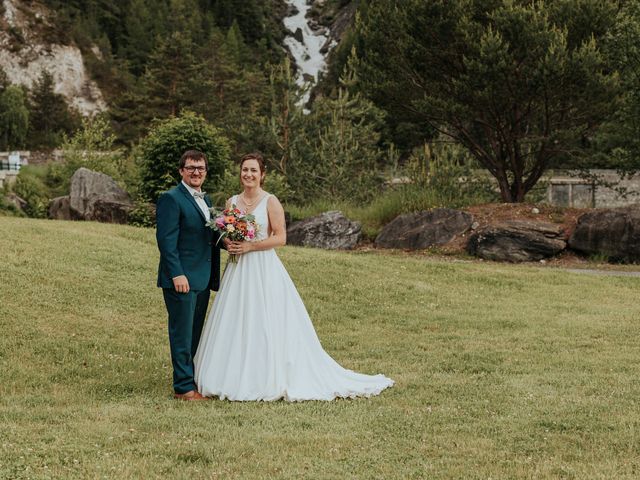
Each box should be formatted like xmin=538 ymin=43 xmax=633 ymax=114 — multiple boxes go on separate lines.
xmin=375 ymin=208 xmax=473 ymax=249
xmin=68 ymin=168 xmax=132 ymax=223
xmin=49 ymin=168 xmax=132 ymax=223
xmin=569 ymin=205 xmax=640 ymax=262
xmin=467 ymin=221 xmax=566 ymax=262
xmin=287 ymin=211 xmax=362 ymax=249
xmin=48 ymin=195 xmax=71 ymax=220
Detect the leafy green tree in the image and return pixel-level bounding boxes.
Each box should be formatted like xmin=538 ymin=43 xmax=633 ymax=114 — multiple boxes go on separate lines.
xmin=138 ymin=111 xmax=231 ymax=202
xmin=46 ymin=115 xmax=128 ymax=195
xmin=356 ymin=0 xmax=621 ymax=202
xmin=0 ymin=85 xmax=29 ymax=150
xmin=28 ymin=70 xmax=80 ymax=149
xmin=257 ymin=61 xmax=387 ymax=204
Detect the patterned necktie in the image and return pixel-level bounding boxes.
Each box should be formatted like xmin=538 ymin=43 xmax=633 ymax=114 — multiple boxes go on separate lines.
xmin=193 ymin=191 xmax=206 ymax=200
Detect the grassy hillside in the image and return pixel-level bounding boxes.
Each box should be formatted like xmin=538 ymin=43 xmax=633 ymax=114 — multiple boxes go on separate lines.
xmin=1 ymin=217 xmax=639 ymax=479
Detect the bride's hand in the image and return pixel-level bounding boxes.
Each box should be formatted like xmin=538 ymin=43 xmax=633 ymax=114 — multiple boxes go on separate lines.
xmin=229 ymin=241 xmax=253 ymax=255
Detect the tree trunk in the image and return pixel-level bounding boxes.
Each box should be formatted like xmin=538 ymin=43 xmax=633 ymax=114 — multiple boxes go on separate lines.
xmin=495 ymin=170 xmax=515 ymax=202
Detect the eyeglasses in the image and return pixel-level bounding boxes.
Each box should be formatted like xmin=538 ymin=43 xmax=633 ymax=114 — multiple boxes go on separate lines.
xmin=183 ymin=166 xmax=207 ymax=173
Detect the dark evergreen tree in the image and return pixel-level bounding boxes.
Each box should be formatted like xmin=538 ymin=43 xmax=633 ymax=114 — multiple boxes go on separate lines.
xmin=593 ymin=2 xmax=640 ymax=171
xmin=211 ymin=0 xmax=265 ymax=44
xmin=197 ymin=24 xmax=270 ymax=157
xmin=120 ymin=0 xmax=156 ymax=76
xmin=28 ymin=70 xmax=79 ymax=149
xmin=356 ymin=0 xmax=622 ymax=202
xmin=137 ymin=0 xmax=207 ymax=118
xmin=141 ymin=31 xmax=206 ymax=118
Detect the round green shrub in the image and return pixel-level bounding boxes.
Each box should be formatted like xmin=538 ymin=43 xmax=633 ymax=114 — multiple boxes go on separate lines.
xmin=138 ymin=111 xmax=231 ymax=202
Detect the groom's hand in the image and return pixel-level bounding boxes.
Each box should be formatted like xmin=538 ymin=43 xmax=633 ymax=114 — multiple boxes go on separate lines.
xmin=172 ymin=275 xmax=190 ymax=293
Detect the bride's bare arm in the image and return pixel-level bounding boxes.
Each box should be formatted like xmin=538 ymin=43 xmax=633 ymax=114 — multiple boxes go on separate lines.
xmin=230 ymin=196 xmax=286 ymax=254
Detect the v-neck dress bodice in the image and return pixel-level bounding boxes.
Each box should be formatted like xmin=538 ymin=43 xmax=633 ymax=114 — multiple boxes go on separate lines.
xmin=232 ymin=193 xmax=270 ymax=241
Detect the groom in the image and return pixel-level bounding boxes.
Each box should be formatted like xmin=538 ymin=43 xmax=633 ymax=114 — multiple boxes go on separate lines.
xmin=156 ymin=150 xmax=221 ymax=401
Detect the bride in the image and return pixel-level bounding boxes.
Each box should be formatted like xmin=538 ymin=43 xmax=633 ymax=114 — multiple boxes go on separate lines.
xmin=194 ymin=153 xmax=393 ymax=401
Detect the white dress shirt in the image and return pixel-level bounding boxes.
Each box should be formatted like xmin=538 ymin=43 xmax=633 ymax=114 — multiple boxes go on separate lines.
xmin=181 ymin=181 xmax=211 ymax=221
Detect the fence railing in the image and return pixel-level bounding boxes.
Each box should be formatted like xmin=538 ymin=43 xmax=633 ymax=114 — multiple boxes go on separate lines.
xmin=0 ymin=160 xmax=21 ymax=171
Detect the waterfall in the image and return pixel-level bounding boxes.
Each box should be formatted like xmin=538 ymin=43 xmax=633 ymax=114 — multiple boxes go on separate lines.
xmin=282 ymin=0 xmax=335 ymax=106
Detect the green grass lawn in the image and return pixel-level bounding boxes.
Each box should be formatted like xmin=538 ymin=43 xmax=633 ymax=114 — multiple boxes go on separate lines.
xmin=1 ymin=217 xmax=639 ymax=479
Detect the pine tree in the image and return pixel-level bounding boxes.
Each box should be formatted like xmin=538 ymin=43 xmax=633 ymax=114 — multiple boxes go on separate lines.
xmin=196 ymin=25 xmax=270 ymax=157
xmin=288 ymin=64 xmax=386 ymax=203
xmin=356 ymin=0 xmax=622 ymax=202
xmin=263 ymin=57 xmax=305 ymax=177
xmin=28 ymin=70 xmax=79 ymax=149
xmin=137 ymin=0 xmax=208 ymax=118
xmin=212 ymin=0 xmax=264 ymax=43
xmin=120 ymin=0 xmax=155 ymax=76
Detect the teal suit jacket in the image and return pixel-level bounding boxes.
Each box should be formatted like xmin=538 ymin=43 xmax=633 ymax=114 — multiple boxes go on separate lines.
xmin=156 ymin=183 xmax=221 ymax=291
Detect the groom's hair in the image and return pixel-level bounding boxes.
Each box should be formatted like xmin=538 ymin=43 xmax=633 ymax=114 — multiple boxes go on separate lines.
xmin=180 ymin=150 xmax=208 ymax=170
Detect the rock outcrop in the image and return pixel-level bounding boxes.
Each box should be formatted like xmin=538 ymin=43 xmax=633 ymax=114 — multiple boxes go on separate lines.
xmin=49 ymin=168 xmax=132 ymax=223
xmin=375 ymin=209 xmax=473 ymax=249
xmin=568 ymin=205 xmax=640 ymax=262
xmin=287 ymin=211 xmax=362 ymax=249
xmin=48 ymin=195 xmax=71 ymax=220
xmin=0 ymin=0 xmax=106 ymax=115
xmin=467 ymin=221 xmax=566 ymax=262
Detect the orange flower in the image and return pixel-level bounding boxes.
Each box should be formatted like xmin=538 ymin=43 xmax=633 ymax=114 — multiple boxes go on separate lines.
xmin=224 ymin=215 xmax=237 ymax=224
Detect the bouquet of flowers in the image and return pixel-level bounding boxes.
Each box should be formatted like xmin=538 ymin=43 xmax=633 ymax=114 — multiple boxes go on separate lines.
xmin=207 ymin=204 xmax=258 ymax=263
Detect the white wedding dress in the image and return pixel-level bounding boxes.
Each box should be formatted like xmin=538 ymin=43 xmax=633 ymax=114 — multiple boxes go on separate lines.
xmin=194 ymin=193 xmax=394 ymax=401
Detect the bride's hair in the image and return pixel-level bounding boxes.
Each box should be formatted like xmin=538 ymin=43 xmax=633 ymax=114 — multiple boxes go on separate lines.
xmin=240 ymin=152 xmax=266 ymax=186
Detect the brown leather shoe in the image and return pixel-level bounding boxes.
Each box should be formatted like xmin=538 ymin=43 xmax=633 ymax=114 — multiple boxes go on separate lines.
xmin=174 ymin=390 xmax=206 ymax=401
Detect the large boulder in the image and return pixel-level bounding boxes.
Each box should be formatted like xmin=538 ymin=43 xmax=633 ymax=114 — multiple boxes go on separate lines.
xmin=287 ymin=211 xmax=362 ymax=249
xmin=49 ymin=168 xmax=133 ymax=223
xmin=48 ymin=195 xmax=72 ymax=220
xmin=569 ymin=205 xmax=640 ymax=262
xmin=467 ymin=221 xmax=566 ymax=262
xmin=375 ymin=208 xmax=473 ymax=249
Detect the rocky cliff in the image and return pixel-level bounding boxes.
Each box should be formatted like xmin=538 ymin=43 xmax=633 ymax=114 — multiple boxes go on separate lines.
xmin=0 ymin=0 xmax=106 ymax=115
